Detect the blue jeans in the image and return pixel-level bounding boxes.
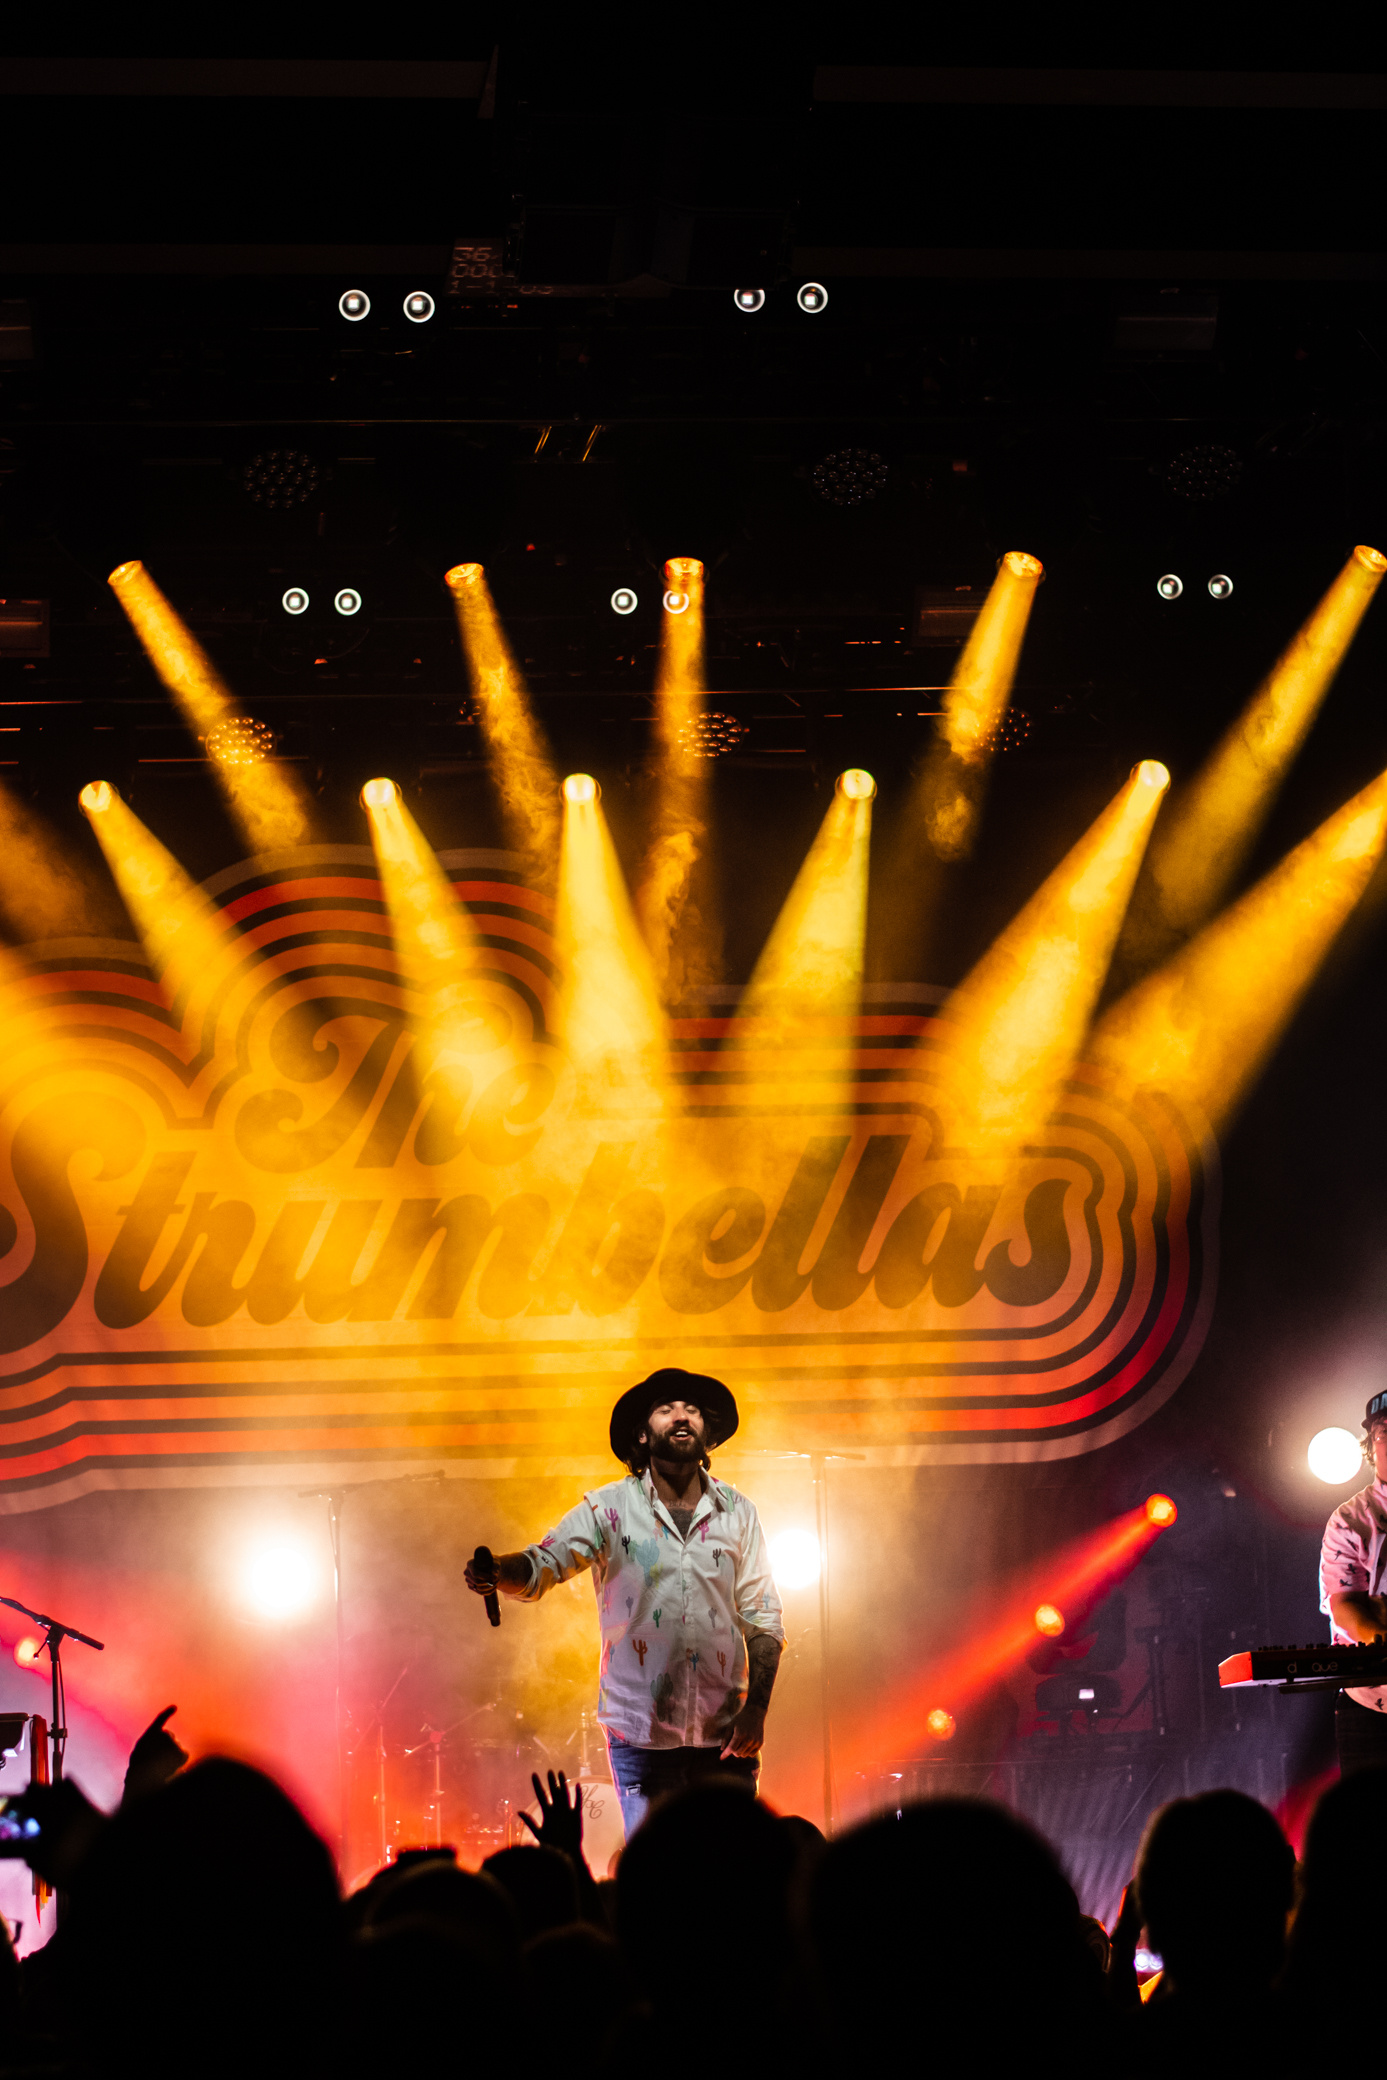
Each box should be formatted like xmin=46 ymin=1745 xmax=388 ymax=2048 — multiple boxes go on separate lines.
xmin=605 ymin=1739 xmax=760 ymax=1839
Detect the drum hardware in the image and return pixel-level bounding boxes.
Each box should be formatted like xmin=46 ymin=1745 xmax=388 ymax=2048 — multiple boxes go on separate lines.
xmin=405 ymin=1702 xmax=496 ymax=1850
xmin=345 ymin=1664 xmax=409 ymax=1873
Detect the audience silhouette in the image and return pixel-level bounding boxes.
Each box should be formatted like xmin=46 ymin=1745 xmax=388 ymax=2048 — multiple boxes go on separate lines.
xmin=0 ymin=1716 xmax=1372 ymax=2078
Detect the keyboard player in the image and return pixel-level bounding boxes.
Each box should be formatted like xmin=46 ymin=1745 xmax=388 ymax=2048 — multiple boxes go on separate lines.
xmin=1321 ymin=1388 xmax=1387 ymax=1771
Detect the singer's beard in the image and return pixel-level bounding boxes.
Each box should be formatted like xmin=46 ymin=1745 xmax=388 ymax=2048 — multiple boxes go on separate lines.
xmin=650 ymin=1429 xmax=704 ymax=1468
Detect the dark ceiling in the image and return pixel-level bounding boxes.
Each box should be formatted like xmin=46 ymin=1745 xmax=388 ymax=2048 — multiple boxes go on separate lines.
xmin=3 ymin=41 xmax=1387 ymax=964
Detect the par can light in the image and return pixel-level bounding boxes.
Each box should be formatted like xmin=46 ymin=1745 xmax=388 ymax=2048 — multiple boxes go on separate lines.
xmin=1145 ymin=1493 xmax=1178 ymax=1526
xmin=338 ymin=289 xmax=370 ymax=322
xmin=1308 ymin=1426 xmax=1363 ymax=1484
xmin=733 ymin=289 xmax=766 ymax=313
xmin=662 ymin=589 xmax=690 ymax=615
xmin=1003 ymin=551 xmax=1044 ymax=581
xmin=334 ymin=588 xmax=362 ymax=617
xmin=1157 ymin=575 xmax=1183 ymax=600
xmin=797 ymin=281 xmax=828 ymax=314
xmin=79 ymin=780 xmax=114 ymax=816
xmin=360 ymin=777 xmax=400 ymax=810
xmin=925 ymin=1708 xmax=956 ymax=1741
xmin=563 ymin=773 xmax=599 ymax=805
xmin=1034 ymin=1602 xmax=1066 ymax=1637
xmin=282 ymin=587 xmax=309 ymax=616
xmin=403 ymin=291 xmax=435 ymax=323
xmin=1208 ymin=574 xmax=1234 ymax=600
xmin=838 ymin=768 xmax=877 ymax=800
xmin=769 ymin=1529 xmax=821 ymax=1590
xmin=240 ymin=1539 xmax=320 ymax=1622
xmin=611 ymin=587 xmax=638 ymax=616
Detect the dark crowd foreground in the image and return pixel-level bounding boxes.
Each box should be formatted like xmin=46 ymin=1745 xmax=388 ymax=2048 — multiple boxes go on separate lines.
xmin=0 ymin=1716 xmax=1377 ymax=2079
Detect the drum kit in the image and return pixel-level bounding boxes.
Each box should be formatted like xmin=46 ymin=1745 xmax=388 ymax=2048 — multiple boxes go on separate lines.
xmin=346 ymin=1701 xmax=620 ymax=1886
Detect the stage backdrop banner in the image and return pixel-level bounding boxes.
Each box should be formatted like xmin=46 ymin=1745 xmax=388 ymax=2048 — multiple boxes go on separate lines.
xmin=0 ymin=848 xmax=1218 ymax=1510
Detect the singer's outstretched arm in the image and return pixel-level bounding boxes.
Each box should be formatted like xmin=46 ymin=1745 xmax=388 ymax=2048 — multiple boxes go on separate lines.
xmin=464 ymin=1550 xmax=532 ymax=1599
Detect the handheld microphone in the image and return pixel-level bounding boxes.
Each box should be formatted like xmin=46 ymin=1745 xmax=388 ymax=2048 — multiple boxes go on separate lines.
xmin=474 ymin=1546 xmax=501 ymax=1628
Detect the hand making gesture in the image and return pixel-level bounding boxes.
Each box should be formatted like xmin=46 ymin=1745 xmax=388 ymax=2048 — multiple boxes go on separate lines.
xmin=518 ymin=1768 xmax=584 ymax=1861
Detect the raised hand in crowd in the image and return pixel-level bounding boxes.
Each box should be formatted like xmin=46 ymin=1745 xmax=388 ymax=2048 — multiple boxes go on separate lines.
xmin=519 ymin=1767 xmax=583 ymax=1860
xmin=122 ymin=1703 xmax=188 ymax=1805
xmin=517 ymin=1769 xmax=603 ymax=1922
xmin=1105 ymin=1880 xmax=1145 ymax=2010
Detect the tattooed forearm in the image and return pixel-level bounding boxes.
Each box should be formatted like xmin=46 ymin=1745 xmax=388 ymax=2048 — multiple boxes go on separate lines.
xmin=745 ymin=1631 xmax=783 ymax=1713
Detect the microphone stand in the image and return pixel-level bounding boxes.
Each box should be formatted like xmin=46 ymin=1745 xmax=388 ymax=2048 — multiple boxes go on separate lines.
xmin=0 ymin=1597 xmax=104 ymax=1784
xmin=737 ymin=1450 xmax=863 ymax=1836
xmin=298 ymin=1469 xmax=446 ymax=1873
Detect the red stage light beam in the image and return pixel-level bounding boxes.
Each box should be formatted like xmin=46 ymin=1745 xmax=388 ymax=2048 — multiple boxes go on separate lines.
xmin=838 ymin=1498 xmax=1178 ymax=1778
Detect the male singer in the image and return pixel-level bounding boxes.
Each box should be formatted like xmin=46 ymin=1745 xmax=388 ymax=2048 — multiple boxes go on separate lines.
xmin=1320 ymin=1386 xmax=1387 ymax=1771
xmin=465 ymin=1368 xmax=784 ymax=1836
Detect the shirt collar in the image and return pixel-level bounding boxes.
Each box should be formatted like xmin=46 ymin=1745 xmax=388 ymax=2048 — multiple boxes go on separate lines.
xmin=642 ymin=1466 xmax=722 ymax=1534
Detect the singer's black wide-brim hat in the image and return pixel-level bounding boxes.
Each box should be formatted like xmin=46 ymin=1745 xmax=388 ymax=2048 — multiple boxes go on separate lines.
xmin=609 ymin=1368 xmax=739 ymax=1464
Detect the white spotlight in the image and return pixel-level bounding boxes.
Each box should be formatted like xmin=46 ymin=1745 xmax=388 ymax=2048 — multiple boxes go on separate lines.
xmin=610 ymin=587 xmax=638 ymax=616
xmin=1208 ymin=574 xmax=1234 ymax=600
xmin=734 ymin=289 xmax=766 ymax=313
xmin=770 ymin=1528 xmax=822 ymax=1591
xmin=334 ymin=588 xmax=362 ymax=617
xmin=662 ymin=589 xmax=690 ymax=615
xmin=240 ymin=1540 xmax=320 ymax=1621
xmin=797 ymin=282 xmax=828 ymax=314
xmin=1308 ymin=1426 xmax=1363 ymax=1485
xmin=339 ymin=289 xmax=370 ymax=323
xmin=1156 ymin=574 xmax=1183 ymax=601
xmin=282 ymin=587 xmax=309 ymax=616
xmin=403 ymin=291 xmax=435 ymax=323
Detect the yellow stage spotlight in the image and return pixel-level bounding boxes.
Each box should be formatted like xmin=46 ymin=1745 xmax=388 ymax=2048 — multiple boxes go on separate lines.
xmin=935 ymin=760 xmax=1169 ymax=1152
xmin=875 ymin=553 xmax=1046 ymax=981
xmin=636 ymin=556 xmax=718 ymax=1004
xmin=1118 ymin=544 xmax=1387 ymax=978
xmin=106 ymin=560 xmax=311 ymax=854
xmin=913 ymin=550 xmax=1044 ymax=862
xmin=445 ymin=562 xmax=560 ymax=873
xmin=839 ymin=768 xmax=877 ymax=801
xmin=80 ymin=781 xmax=240 ymax=1007
xmin=362 ymin=774 xmax=513 ymax=1111
xmin=563 ymin=773 xmax=599 ymax=805
xmin=946 ymin=551 xmax=1045 ymax=762
xmin=555 ymin=778 xmax=665 ymax=1105
xmin=1091 ymin=764 xmax=1387 ymax=1134
xmin=742 ymin=772 xmax=875 ymax=1022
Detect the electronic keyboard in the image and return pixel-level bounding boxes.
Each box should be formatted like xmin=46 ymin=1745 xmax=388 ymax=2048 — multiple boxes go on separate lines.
xmin=1219 ymin=1644 xmax=1387 ymax=1690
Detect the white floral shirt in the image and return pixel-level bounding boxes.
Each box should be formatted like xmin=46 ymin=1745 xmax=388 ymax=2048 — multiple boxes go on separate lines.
xmin=1319 ymin=1478 xmax=1387 ymax=1710
xmin=520 ymin=1468 xmax=785 ymax=1749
